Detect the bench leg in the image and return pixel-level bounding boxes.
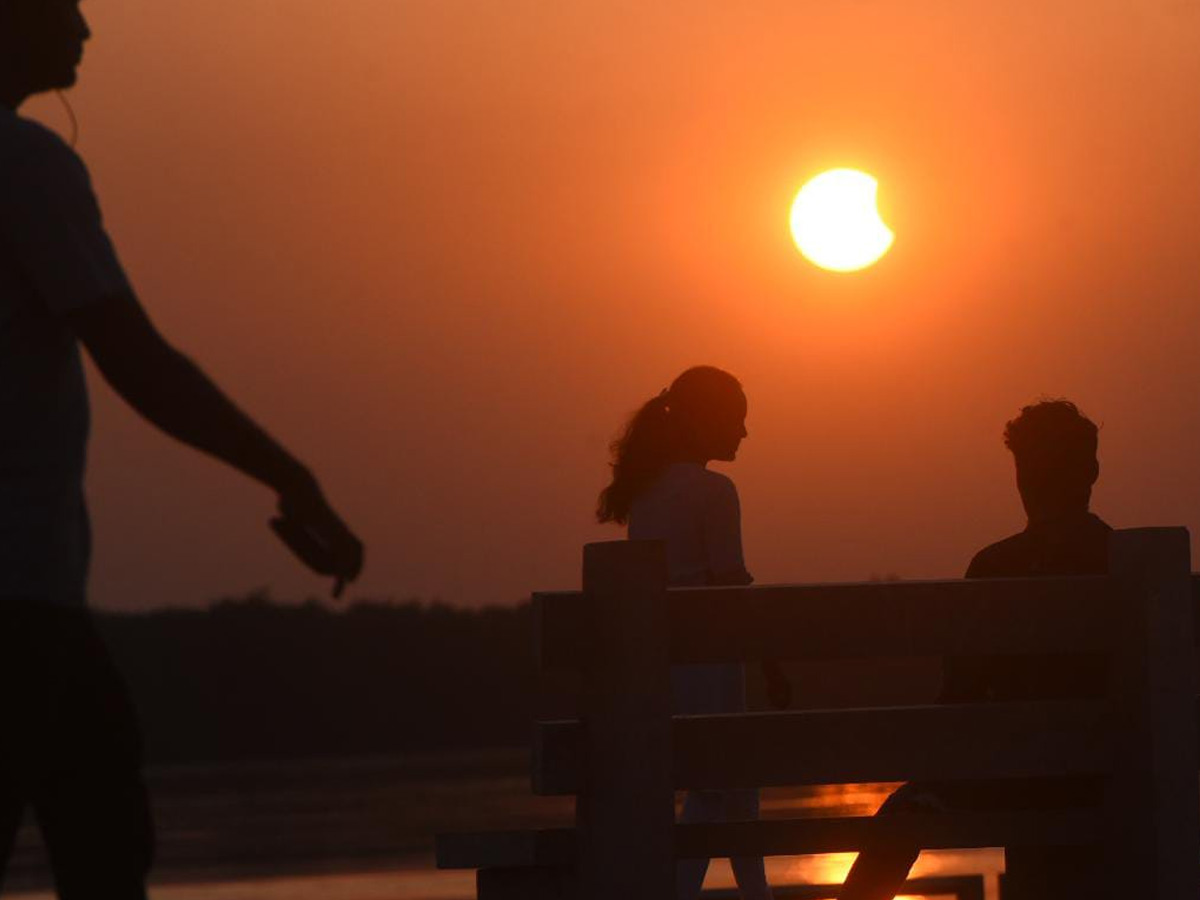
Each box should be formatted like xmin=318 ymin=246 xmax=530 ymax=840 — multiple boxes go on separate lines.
xmin=1002 ymin=845 xmax=1107 ymax=900
xmin=477 ymin=866 xmax=576 ymax=900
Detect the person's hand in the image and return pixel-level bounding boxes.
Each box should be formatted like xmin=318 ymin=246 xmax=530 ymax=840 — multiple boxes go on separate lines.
xmin=763 ymin=661 xmax=793 ymax=710
xmin=270 ymin=477 xmax=364 ymax=599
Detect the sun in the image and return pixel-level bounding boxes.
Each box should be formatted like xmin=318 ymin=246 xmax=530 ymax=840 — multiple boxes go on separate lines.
xmin=789 ymin=168 xmax=894 ymax=273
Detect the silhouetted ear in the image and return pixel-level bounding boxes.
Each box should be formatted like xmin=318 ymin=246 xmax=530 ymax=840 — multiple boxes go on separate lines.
xmin=1086 ymin=457 xmax=1100 ymax=487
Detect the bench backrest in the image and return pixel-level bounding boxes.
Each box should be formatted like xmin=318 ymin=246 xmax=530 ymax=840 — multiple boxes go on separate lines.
xmin=533 ymin=527 xmax=1200 ymax=900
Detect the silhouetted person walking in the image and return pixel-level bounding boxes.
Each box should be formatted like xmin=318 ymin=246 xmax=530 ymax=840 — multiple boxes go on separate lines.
xmin=838 ymin=400 xmax=1109 ymax=900
xmin=598 ymin=366 xmax=789 ymax=900
xmin=0 ymin=2 xmax=363 ymax=896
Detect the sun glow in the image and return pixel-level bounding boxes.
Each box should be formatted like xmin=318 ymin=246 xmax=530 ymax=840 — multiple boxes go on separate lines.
xmin=789 ymin=168 xmax=895 ymax=273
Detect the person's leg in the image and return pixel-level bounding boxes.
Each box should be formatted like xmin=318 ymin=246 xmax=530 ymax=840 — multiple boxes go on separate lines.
xmin=672 ymin=665 xmax=728 ymax=900
xmin=836 ymin=784 xmax=929 ymax=900
xmin=0 ymin=787 xmax=27 ymax=896
xmin=838 ymin=842 xmax=920 ymax=900
xmin=33 ymin=611 xmax=153 ymax=900
xmin=675 ymin=666 xmax=770 ymax=899
xmin=677 ymin=789 xmax=720 ymax=900
xmin=0 ymin=606 xmax=45 ymax=897
xmin=35 ymin=768 xmax=153 ymax=900
xmin=725 ymin=788 xmax=774 ymax=900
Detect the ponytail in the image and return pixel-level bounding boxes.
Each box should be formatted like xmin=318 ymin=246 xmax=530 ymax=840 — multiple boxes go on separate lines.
xmin=596 ymin=390 xmax=675 ymax=525
xmin=597 ymin=366 xmax=743 ymax=525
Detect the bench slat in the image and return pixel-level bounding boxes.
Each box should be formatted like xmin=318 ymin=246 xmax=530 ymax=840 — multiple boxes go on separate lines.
xmin=676 ymin=809 xmax=1101 ymax=857
xmin=437 ymin=808 xmax=1101 ymax=870
xmin=536 ymin=576 xmax=1119 ymax=669
xmin=708 ymin=879 xmax=985 ymax=900
xmin=470 ymin=870 xmax=986 ymax=900
xmin=535 ymin=701 xmax=1112 ymax=795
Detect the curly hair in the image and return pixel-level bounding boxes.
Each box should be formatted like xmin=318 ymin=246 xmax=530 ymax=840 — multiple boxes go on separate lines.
xmin=1004 ymin=399 xmax=1099 ymax=487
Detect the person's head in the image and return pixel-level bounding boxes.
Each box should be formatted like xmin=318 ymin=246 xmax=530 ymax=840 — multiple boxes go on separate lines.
xmin=0 ymin=0 xmax=90 ymax=109
xmin=597 ymin=366 xmax=747 ymax=525
xmin=1003 ymin=399 xmax=1099 ymax=522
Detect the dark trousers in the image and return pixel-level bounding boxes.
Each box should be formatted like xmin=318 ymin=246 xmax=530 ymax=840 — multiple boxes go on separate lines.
xmin=0 ymin=604 xmax=153 ymax=899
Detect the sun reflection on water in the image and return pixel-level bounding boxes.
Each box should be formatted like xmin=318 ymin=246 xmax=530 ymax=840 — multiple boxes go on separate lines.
xmin=698 ymin=784 xmax=1006 ymax=900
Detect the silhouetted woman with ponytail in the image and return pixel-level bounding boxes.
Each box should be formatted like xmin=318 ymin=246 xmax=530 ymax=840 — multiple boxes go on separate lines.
xmin=599 ymin=365 xmax=784 ymax=900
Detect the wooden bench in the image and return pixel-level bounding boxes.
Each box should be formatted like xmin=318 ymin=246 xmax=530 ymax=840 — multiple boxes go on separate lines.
xmin=437 ymin=528 xmax=1200 ymax=899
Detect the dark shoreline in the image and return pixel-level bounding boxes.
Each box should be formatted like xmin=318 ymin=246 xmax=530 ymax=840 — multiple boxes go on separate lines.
xmin=7 ymin=748 xmax=906 ymax=893
xmin=6 ymin=748 xmax=543 ymax=893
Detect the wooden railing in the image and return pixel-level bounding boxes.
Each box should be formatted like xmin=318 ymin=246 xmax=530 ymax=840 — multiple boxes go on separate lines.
xmin=437 ymin=527 xmax=1200 ymax=900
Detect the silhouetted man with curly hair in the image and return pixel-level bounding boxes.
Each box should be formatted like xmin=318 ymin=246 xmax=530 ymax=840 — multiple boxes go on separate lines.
xmin=839 ymin=399 xmax=1110 ymax=900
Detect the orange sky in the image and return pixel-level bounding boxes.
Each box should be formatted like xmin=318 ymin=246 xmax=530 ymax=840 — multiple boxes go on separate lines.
xmin=26 ymin=0 xmax=1200 ymax=609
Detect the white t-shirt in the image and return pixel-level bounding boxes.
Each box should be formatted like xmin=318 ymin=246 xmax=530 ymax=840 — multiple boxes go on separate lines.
xmin=628 ymin=462 xmax=752 ymax=588
xmin=0 ymin=109 xmax=131 ymax=604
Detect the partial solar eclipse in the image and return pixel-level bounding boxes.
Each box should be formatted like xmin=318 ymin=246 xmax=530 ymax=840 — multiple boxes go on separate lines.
xmin=790 ymin=169 xmax=894 ymax=272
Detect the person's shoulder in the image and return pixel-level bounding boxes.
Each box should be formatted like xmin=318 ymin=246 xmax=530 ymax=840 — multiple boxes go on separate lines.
xmin=1 ymin=112 xmax=74 ymax=156
xmin=0 ymin=113 xmax=84 ymax=177
xmin=660 ymin=463 xmax=736 ymax=491
xmin=965 ymin=530 xmax=1033 ymax=579
xmin=696 ymin=468 xmax=739 ymax=502
xmin=697 ymin=467 xmax=736 ymax=489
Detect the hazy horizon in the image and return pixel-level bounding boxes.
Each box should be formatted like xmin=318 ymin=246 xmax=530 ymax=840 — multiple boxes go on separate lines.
xmin=22 ymin=0 xmax=1200 ymax=610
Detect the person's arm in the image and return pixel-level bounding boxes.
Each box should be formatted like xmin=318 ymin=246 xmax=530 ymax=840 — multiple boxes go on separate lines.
xmin=2 ymin=130 xmax=360 ymax=593
xmin=67 ymin=292 xmax=363 ymax=595
xmin=702 ymin=475 xmax=753 ymax=585
xmin=703 ymin=475 xmax=792 ymax=709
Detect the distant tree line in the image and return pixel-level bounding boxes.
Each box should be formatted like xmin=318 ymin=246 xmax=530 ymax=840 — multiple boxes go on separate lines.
xmin=96 ymin=592 xmax=942 ymax=764
xmin=96 ymin=594 xmax=553 ymax=764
